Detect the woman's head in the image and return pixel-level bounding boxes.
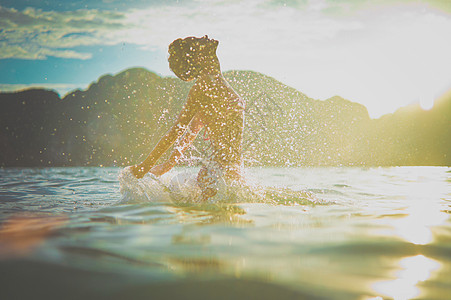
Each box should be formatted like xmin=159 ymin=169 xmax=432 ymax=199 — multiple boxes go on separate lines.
xmin=168 ymin=35 xmax=220 ymax=81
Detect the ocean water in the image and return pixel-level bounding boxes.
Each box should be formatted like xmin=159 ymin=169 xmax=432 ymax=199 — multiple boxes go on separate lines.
xmin=0 ymin=166 xmax=450 ymax=300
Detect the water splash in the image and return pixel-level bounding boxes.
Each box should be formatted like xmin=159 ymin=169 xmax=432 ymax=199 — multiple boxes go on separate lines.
xmin=118 ymin=167 xmax=173 ymax=203
xmin=118 ymin=167 xmax=324 ymax=206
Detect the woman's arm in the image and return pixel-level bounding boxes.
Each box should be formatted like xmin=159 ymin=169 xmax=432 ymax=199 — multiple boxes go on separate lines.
xmin=150 ymin=115 xmax=204 ymax=176
xmin=131 ymin=89 xmax=199 ymax=179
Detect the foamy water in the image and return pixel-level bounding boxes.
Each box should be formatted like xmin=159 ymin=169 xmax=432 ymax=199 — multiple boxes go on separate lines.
xmin=0 ymin=166 xmax=450 ymax=299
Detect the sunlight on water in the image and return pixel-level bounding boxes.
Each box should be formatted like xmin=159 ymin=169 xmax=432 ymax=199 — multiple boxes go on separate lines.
xmin=390 ymin=202 xmax=448 ymax=245
xmin=374 ymin=170 xmax=450 ymax=245
xmin=372 ymin=255 xmax=441 ymax=300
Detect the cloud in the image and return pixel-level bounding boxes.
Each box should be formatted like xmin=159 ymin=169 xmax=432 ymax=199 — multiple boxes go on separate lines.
xmin=0 ymin=43 xmax=92 ymax=60
xmin=0 ymin=1 xmax=365 ymax=60
xmin=1 ymin=1 xmax=449 ymax=62
xmin=114 ymin=0 xmax=364 ymax=55
xmin=0 ymin=6 xmax=126 ymax=59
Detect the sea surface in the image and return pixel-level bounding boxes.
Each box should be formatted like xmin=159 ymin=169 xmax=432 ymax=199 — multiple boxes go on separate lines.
xmin=0 ymin=166 xmax=450 ymax=300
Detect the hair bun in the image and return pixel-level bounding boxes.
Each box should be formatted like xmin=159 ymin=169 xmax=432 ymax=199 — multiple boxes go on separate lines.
xmin=169 ymin=36 xmax=219 ymax=56
xmin=198 ymin=35 xmax=219 ymax=54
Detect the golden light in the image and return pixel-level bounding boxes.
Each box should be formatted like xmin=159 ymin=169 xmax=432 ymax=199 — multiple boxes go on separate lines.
xmin=374 ymin=171 xmax=450 ymax=245
xmin=391 ymin=202 xmax=448 ymax=245
xmin=372 ymin=255 xmax=441 ymax=299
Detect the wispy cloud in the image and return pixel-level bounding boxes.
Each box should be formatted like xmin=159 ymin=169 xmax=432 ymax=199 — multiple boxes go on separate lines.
xmin=0 ymin=1 xmax=365 ymax=60
xmin=0 ymin=6 xmax=126 ymax=59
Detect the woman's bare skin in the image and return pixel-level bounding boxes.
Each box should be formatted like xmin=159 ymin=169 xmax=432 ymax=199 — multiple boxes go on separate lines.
xmin=131 ymin=36 xmax=244 ymax=200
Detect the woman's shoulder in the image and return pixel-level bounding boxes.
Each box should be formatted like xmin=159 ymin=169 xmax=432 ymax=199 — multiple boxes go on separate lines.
xmin=196 ymin=74 xmax=220 ymax=86
xmin=193 ymin=75 xmax=221 ymax=96
xmin=197 ymin=74 xmax=238 ymax=94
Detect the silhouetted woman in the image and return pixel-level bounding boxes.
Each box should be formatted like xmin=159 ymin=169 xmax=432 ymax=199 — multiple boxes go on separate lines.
xmin=131 ymin=36 xmax=244 ymax=201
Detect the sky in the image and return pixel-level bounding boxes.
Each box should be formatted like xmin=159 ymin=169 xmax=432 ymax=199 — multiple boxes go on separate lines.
xmin=1 ymin=0 xmax=451 ymax=118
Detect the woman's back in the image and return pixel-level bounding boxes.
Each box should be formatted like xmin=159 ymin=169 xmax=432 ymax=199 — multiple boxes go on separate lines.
xmin=195 ymin=74 xmax=245 ymax=180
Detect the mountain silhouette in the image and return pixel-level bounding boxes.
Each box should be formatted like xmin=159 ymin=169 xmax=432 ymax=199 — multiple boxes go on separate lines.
xmin=1 ymin=68 xmax=449 ymax=167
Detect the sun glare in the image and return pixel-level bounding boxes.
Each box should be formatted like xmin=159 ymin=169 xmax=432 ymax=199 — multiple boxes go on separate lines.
xmin=420 ymin=96 xmax=435 ymax=110
xmin=372 ymin=255 xmax=441 ymax=299
xmin=391 ymin=202 xmax=448 ymax=245
xmin=375 ymin=172 xmax=450 ymax=245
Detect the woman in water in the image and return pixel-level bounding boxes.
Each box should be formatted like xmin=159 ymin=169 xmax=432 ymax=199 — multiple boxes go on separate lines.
xmin=131 ymin=36 xmax=245 ymax=201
